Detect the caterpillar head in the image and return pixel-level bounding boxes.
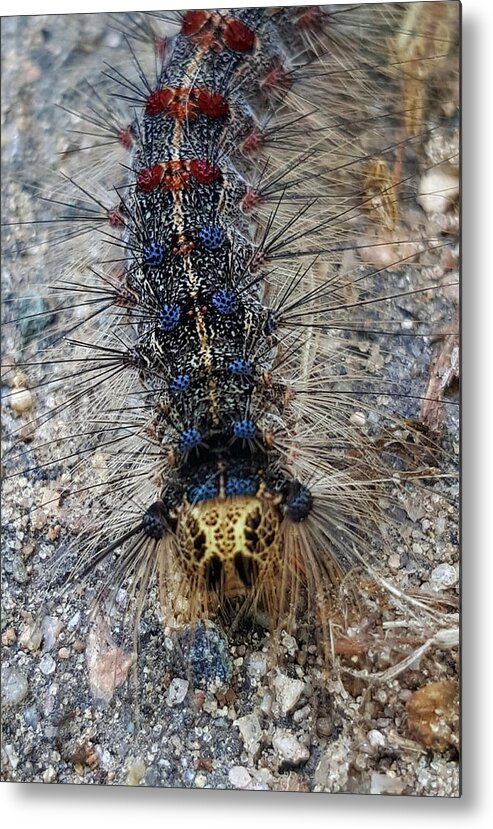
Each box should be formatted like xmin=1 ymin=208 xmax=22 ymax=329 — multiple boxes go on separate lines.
xmin=175 ymin=487 xmax=284 ymax=598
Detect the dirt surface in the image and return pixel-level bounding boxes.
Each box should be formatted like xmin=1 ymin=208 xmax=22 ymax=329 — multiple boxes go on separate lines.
xmin=1 ymin=10 xmax=459 ymax=794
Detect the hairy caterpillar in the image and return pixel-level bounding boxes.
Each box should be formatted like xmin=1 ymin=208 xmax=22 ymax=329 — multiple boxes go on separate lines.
xmin=1 ymin=2 xmax=459 ymax=792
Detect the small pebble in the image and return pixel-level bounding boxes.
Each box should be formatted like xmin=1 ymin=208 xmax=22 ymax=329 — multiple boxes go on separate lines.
xmin=166 ymin=678 xmax=189 ymax=706
xmin=20 ymin=620 xmax=42 ymax=652
xmin=125 ymin=758 xmax=146 ymax=786
xmin=42 ymin=765 xmax=57 ymax=784
xmin=4 ymin=744 xmax=19 ymax=770
xmin=250 ymin=768 xmax=273 ymax=790
xmin=280 ymin=632 xmax=297 ymax=656
xmin=417 ymin=168 xmax=459 ymax=215
xmin=367 ymin=729 xmax=386 ymax=749
xmin=1 ymin=627 xmax=17 ymax=646
xmin=406 ymin=679 xmax=459 ymax=752
xmin=234 ymin=713 xmax=262 ymax=756
xmin=194 ymin=773 xmax=207 ymax=788
xmin=41 ymin=615 xmax=62 ymax=651
xmin=39 ymin=654 xmax=56 ymax=676
xmin=388 ymin=553 xmax=401 ymax=570
xmin=179 ymin=622 xmax=232 ymax=692
xmin=274 ymin=772 xmax=310 ymax=792
xmin=95 ymin=746 xmax=114 ymax=772
xmin=13 ymin=371 xmax=29 ymax=388
xmin=370 ymin=772 xmax=405 ymax=795
xmin=228 ymin=766 xmax=252 ymax=789
xmin=273 ymin=672 xmax=305 ymax=715
xmin=430 ymin=563 xmax=458 ymax=590
xmin=316 ymin=717 xmax=334 ymax=738
xmin=247 ymin=652 xmax=267 ymax=678
xmin=9 ymin=388 xmax=33 ymax=414
xmin=350 ymin=411 xmax=366 ymax=427
xmin=293 ymin=705 xmax=311 ymax=723
xmin=12 ymin=554 xmax=28 ymax=584
xmin=24 ymin=705 xmax=39 ymax=728
xmin=67 ymin=611 xmax=81 ymax=629
xmin=86 ymin=623 xmax=133 ymax=703
xmin=1 ymin=666 xmax=29 ymax=706
xmin=260 ymin=691 xmax=273 ymax=716
xmin=43 ymin=683 xmax=58 ymax=716
xmin=272 ymin=730 xmax=310 ymax=767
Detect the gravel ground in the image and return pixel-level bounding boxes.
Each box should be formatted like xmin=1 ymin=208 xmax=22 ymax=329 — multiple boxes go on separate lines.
xmin=1 ymin=10 xmax=460 ymax=794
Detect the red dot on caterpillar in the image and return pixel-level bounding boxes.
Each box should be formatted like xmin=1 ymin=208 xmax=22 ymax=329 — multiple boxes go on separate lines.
xmin=181 ymin=9 xmax=210 ymax=37
xmin=260 ymin=64 xmax=290 ymax=94
xmin=107 ymin=207 xmax=125 ymax=228
xmin=241 ymin=189 xmax=262 ymax=212
xmin=190 ymin=159 xmax=221 ymax=185
xmin=242 ymin=128 xmax=264 ymax=155
xmin=173 ymin=241 xmax=195 ymax=256
xmin=249 ymin=250 xmax=267 ymax=272
xmin=196 ymin=89 xmax=229 ymax=118
xmin=145 ymin=87 xmax=174 ymax=116
xmin=222 ymin=18 xmax=256 ymax=53
xmin=118 ymin=126 xmax=133 ymax=149
xmin=136 ymin=164 xmax=162 ymax=192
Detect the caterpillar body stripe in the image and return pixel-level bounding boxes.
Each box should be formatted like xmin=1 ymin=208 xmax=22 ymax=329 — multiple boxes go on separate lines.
xmin=1 ymin=2 xmax=459 ymax=791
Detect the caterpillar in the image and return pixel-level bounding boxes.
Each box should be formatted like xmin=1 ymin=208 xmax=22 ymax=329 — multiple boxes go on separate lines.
xmin=1 ymin=2 xmax=459 ymax=792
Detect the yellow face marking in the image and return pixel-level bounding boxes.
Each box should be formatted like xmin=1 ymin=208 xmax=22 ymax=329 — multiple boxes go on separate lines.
xmin=175 ymin=488 xmax=283 ymax=597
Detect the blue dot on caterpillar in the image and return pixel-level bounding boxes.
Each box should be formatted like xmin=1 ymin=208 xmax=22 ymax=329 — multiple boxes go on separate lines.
xmin=143 ymin=240 xmax=166 ymax=266
xmin=232 ymin=418 xmax=256 ymax=440
xmin=198 ymin=224 xmax=225 ymax=250
xmin=188 ymin=480 xmax=219 ymax=504
xmin=229 ymin=358 xmax=253 ymax=376
xmin=211 ymin=288 xmax=240 ymax=315
xmin=159 ymin=303 xmax=181 ymax=331
xmin=179 ymin=427 xmax=202 ymax=450
xmin=169 ymin=373 xmax=191 ymax=394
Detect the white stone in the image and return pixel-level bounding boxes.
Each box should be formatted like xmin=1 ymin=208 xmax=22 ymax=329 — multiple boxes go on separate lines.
xmin=166 ymin=678 xmax=189 ymax=706
xmin=247 ymin=652 xmax=267 ymax=678
xmin=350 ymin=411 xmax=366 ymax=427
xmin=39 ymin=654 xmax=56 ymax=676
xmin=9 ymin=388 xmax=33 ymax=414
xmin=234 ymin=712 xmax=263 ymax=755
xmin=272 ymin=730 xmax=310 ymax=766
xmin=273 ymin=672 xmax=305 ymax=715
xmin=417 ymin=168 xmax=459 ymax=215
xmin=430 ymin=563 xmax=458 ymax=590
xmin=370 ymin=772 xmax=404 ymax=795
xmin=367 ymin=729 xmax=386 ymax=748
xmin=194 ymin=773 xmax=207 ymax=788
xmin=228 ymin=765 xmax=252 ymax=789
xmin=1 ymin=666 xmax=29 ymax=706
xmin=41 ymin=615 xmax=62 ymax=651
xmin=42 ymin=766 xmax=57 ymax=783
